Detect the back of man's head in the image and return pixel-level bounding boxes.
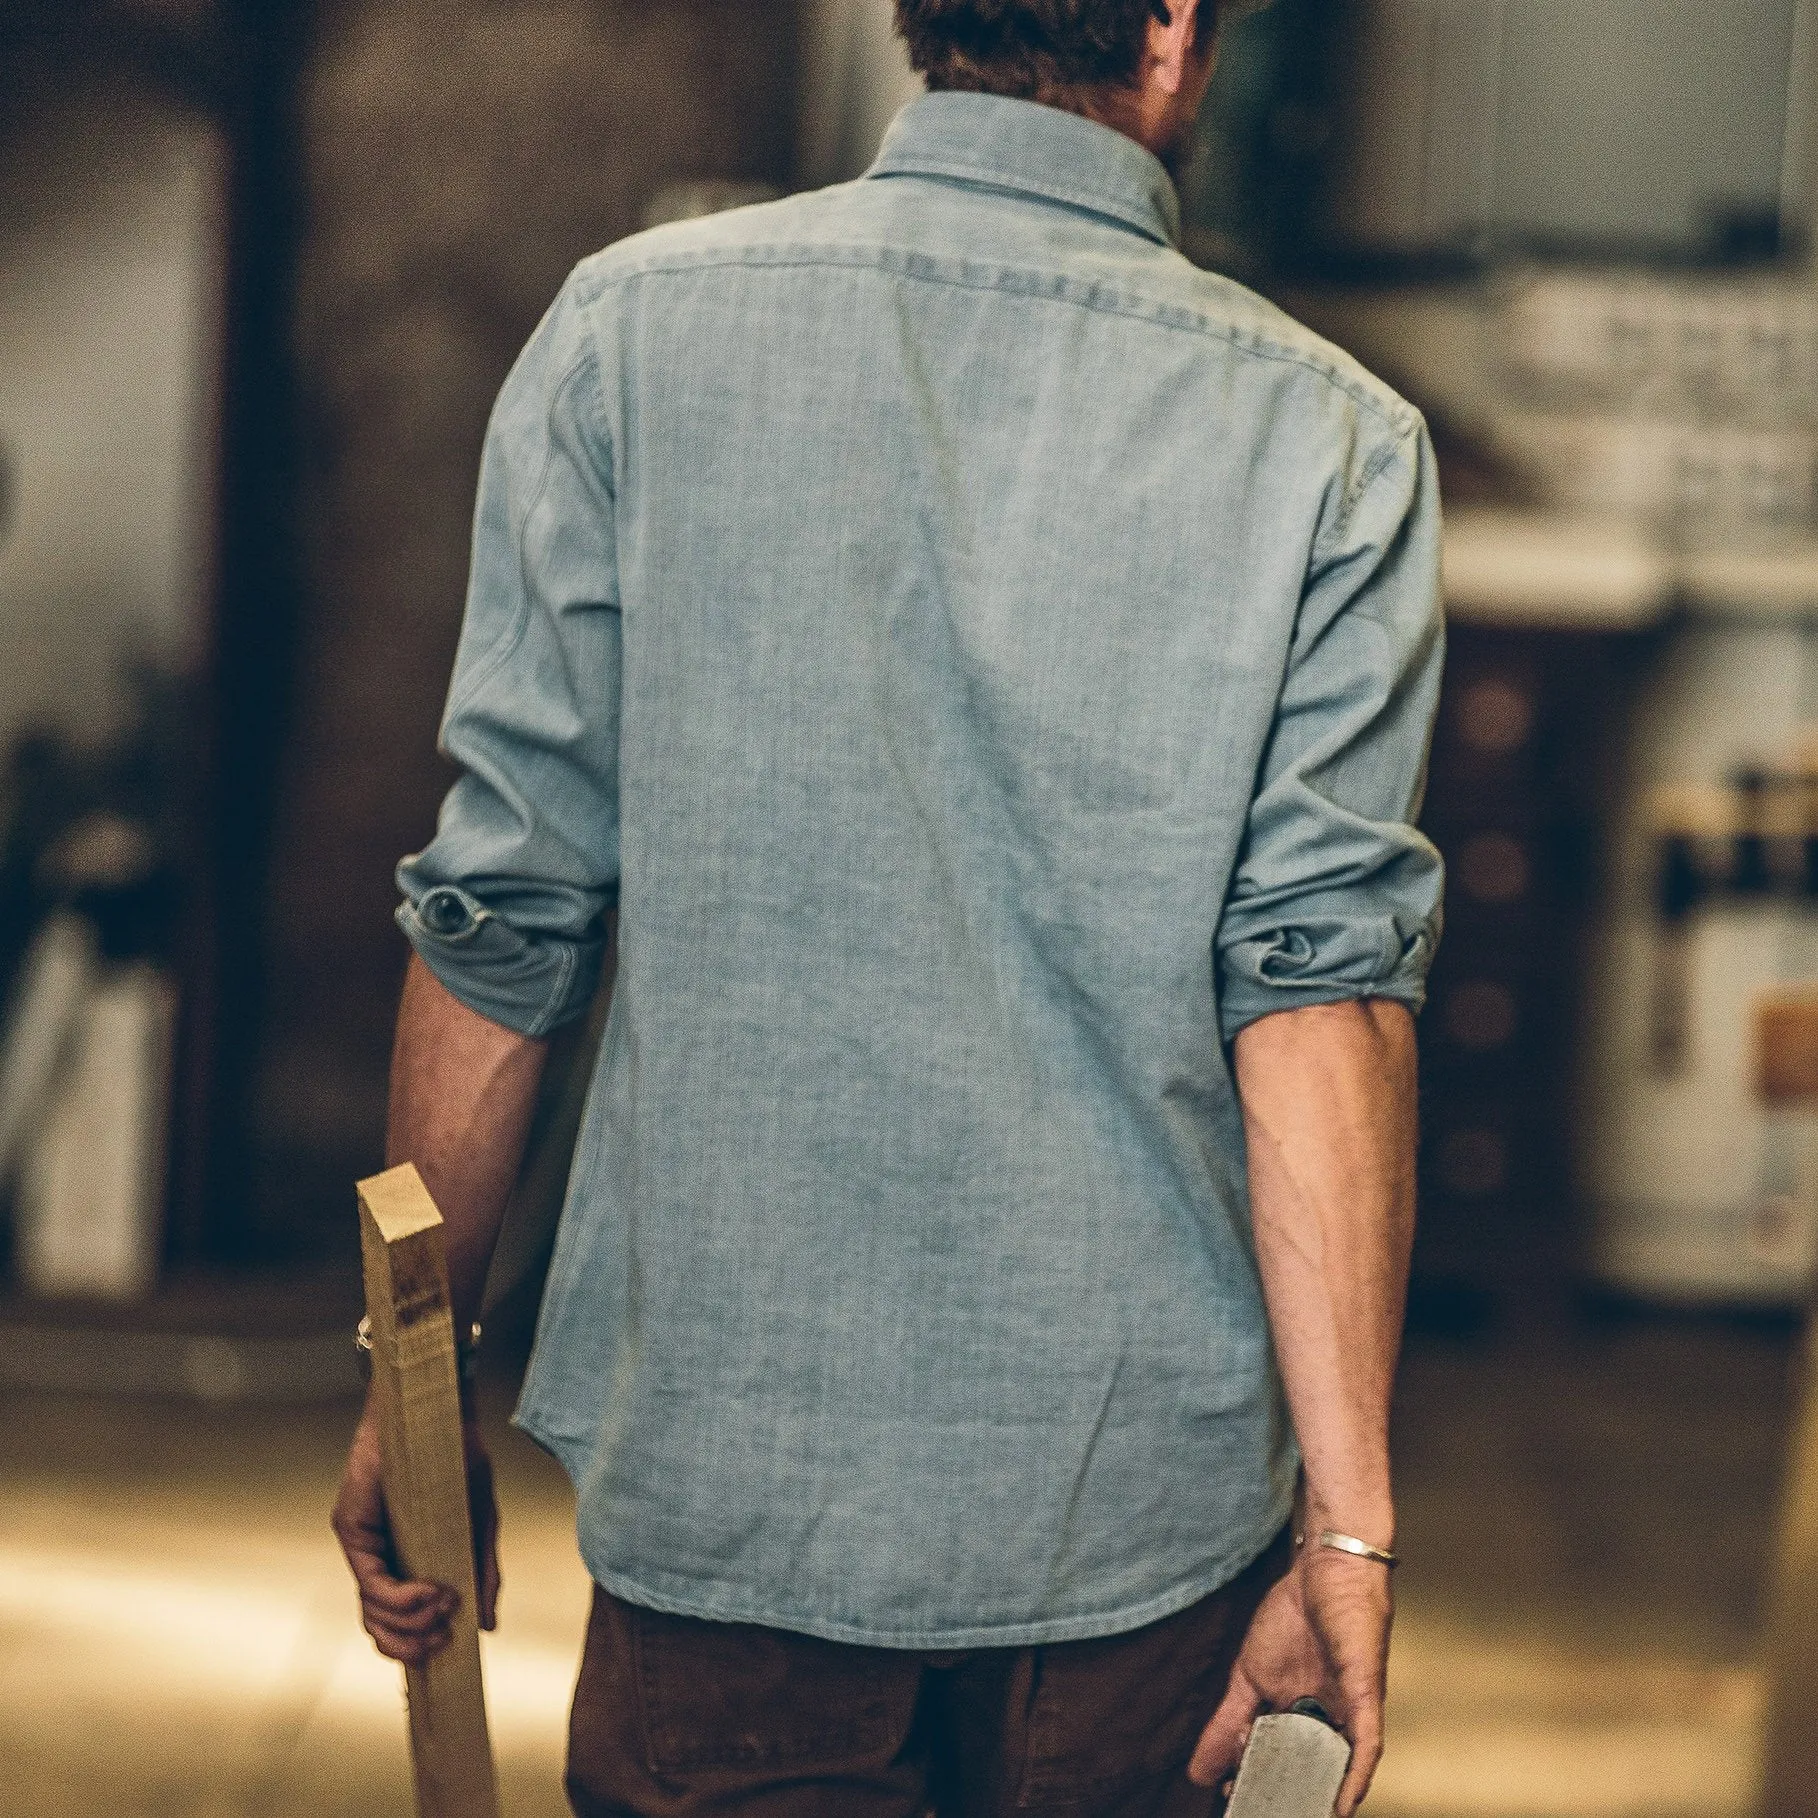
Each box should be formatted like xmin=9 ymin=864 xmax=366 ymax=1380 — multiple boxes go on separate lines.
xmin=893 ymin=0 xmax=1220 ymax=106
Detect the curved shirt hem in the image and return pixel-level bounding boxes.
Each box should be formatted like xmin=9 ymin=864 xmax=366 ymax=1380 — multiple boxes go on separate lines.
xmin=516 ymin=1406 xmax=1292 ymax=1652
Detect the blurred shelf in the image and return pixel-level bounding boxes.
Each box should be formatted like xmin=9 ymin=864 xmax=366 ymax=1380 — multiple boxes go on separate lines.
xmin=1445 ymin=507 xmax=1674 ymax=629
xmin=0 ymin=1264 xmax=363 ymax=1402
xmin=1446 ymin=506 xmax=1818 ymax=629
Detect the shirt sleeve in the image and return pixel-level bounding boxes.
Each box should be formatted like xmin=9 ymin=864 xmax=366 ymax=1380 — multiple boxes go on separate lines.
xmin=1214 ymin=417 xmax=1446 ymax=1045
xmin=395 ymin=274 xmax=621 ymax=1038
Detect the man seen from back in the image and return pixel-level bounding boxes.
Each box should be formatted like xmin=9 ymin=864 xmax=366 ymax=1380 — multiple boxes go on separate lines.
xmin=333 ymin=2 xmax=1446 ymax=1813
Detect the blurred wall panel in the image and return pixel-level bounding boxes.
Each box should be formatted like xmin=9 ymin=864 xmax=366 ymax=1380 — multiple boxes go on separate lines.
xmin=1494 ymin=0 xmax=1797 ymax=248
xmin=1783 ymin=0 xmax=1818 ymax=243
xmin=799 ymin=0 xmax=919 ymax=188
xmin=1327 ymin=0 xmax=1503 ymax=252
xmin=0 ymin=90 xmax=225 ymax=747
xmin=1328 ymin=0 xmax=1803 ymax=257
xmin=255 ymin=0 xmax=796 ymax=1247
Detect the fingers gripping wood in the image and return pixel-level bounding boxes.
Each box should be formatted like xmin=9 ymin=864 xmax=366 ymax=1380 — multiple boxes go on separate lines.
xmin=358 ymin=1163 xmax=502 ymax=1818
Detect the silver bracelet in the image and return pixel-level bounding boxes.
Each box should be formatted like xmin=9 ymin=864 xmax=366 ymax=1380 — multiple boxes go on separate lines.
xmin=1306 ymin=1527 xmax=1398 ymax=1569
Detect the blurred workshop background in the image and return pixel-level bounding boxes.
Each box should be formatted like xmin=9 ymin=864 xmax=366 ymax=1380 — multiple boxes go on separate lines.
xmin=4 ymin=1 xmax=1818 ymax=1814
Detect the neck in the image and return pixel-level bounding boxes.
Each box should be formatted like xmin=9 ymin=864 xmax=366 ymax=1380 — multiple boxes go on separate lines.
xmin=1032 ymin=40 xmax=1214 ymax=178
xmin=1054 ymin=84 xmax=1193 ymax=176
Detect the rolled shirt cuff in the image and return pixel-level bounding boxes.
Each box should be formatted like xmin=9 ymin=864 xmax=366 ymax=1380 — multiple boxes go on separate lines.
xmin=1217 ymin=915 xmax=1437 ymax=1045
xmin=396 ymin=883 xmax=604 ymax=1038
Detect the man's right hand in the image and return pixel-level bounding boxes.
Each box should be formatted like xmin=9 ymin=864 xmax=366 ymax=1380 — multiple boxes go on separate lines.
xmin=1186 ymin=1544 xmax=1393 ymax=1817
xmin=331 ymin=1397 xmax=501 ymax=1665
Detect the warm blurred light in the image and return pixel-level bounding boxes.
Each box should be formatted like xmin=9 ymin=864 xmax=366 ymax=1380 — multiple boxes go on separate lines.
xmin=0 ymin=1538 xmax=574 ymax=1750
xmin=1373 ymin=1621 xmax=1763 ymax=1818
xmin=0 ymin=1538 xmax=1769 ymax=1816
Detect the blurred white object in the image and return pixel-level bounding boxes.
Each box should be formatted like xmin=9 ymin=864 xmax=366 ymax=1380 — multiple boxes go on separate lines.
xmin=643 ymin=180 xmax=779 ymax=231
xmin=39 ymin=811 xmax=158 ymax=893
xmin=1500 ymin=272 xmax=1818 ymax=425
xmin=1500 ymin=275 xmax=1818 ymax=1304
xmin=16 ymin=963 xmax=177 ymax=1302
xmin=0 ymin=913 xmax=97 ymax=1183
xmin=1506 ymin=416 xmax=1818 ymax=546
xmin=1443 ymin=507 xmax=1672 ymax=628
xmin=1491 ymin=273 xmax=1818 ymax=549
xmin=1577 ymin=625 xmax=1818 ymax=1307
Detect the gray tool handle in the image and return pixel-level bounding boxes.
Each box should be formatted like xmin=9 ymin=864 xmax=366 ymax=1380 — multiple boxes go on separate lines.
xmin=1224 ymin=1707 xmax=1352 ymax=1818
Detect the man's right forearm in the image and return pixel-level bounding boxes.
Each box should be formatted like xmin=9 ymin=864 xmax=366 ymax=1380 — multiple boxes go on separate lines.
xmin=386 ymin=953 xmax=550 ymax=1334
xmin=334 ymin=952 xmax=541 ymax=1658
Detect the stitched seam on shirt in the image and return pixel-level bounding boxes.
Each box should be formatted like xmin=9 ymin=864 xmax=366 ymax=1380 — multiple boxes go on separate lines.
xmin=569 ymin=251 xmax=1414 ymax=436
xmin=866 ymin=158 xmax=1174 ymax=246
xmin=527 ymin=939 xmax=578 ymax=1039
xmin=445 ymin=346 xmax=604 ymax=720
xmin=1315 ymin=419 xmax=1420 ymax=562
xmin=570 ymin=1514 xmax=1293 ymax=1652
xmin=1220 ymin=974 xmax=1428 ymax=1041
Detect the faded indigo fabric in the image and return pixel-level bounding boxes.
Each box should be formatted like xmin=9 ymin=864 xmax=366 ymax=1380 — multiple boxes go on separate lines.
xmin=397 ymin=91 xmax=1445 ymax=1650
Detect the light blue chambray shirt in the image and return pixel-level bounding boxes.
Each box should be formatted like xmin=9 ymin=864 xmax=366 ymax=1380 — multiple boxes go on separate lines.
xmin=397 ymin=92 xmax=1445 ymax=1650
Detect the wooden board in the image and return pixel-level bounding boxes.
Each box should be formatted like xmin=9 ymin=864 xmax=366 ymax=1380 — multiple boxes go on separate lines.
xmin=358 ymin=1163 xmax=501 ymax=1818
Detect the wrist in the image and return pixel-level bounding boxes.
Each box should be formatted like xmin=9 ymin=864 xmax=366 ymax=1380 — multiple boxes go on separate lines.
xmin=1300 ymin=1488 xmax=1393 ymax=1547
xmin=354 ymin=1312 xmax=484 ymax=1408
xmin=1298 ymin=1498 xmax=1395 ymax=1564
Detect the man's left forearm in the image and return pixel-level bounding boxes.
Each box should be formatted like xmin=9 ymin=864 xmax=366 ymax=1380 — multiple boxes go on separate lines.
xmin=1235 ymin=996 xmax=1416 ymax=1549
xmin=1189 ymin=996 xmax=1416 ymax=1814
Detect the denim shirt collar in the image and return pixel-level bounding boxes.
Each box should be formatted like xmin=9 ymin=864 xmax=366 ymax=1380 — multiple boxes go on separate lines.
xmin=867 ymin=91 xmax=1183 ymax=250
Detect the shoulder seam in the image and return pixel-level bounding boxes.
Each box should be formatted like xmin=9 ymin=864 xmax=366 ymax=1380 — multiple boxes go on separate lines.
xmin=567 ymin=244 xmax=1415 ymax=434
xmin=1314 ymin=417 xmax=1423 ymax=564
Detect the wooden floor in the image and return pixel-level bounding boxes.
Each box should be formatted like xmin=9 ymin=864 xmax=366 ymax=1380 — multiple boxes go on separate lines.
xmin=0 ymin=1308 xmax=1800 ymax=1817
xmin=1379 ymin=1309 xmax=1796 ymax=1817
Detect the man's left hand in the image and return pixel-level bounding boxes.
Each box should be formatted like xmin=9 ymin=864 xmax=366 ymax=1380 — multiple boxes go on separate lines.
xmin=1187 ymin=1546 xmax=1392 ymax=1817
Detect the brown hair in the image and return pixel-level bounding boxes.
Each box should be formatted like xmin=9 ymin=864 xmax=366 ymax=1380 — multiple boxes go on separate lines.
xmin=893 ymin=0 xmax=1217 ymax=104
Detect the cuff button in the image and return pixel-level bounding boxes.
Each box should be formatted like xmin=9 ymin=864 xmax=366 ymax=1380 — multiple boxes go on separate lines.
xmin=421 ymin=889 xmax=473 ymax=935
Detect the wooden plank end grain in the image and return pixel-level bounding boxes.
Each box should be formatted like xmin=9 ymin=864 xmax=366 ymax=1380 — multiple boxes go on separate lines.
xmin=357 ymin=1163 xmax=502 ymax=1818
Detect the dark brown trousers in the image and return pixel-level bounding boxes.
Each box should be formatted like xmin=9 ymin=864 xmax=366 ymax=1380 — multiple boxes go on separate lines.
xmin=565 ymin=1530 xmax=1289 ymax=1818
